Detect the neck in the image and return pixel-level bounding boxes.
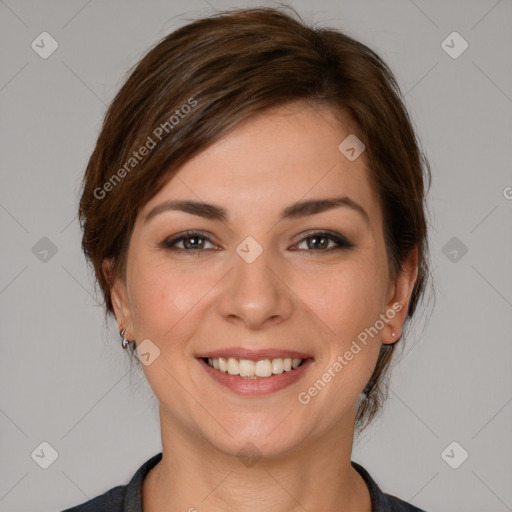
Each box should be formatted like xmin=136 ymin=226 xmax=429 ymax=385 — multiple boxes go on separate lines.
xmin=143 ymin=405 xmax=371 ymax=512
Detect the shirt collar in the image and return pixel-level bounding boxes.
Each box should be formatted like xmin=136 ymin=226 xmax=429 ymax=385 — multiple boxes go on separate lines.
xmin=124 ymin=452 xmax=162 ymax=512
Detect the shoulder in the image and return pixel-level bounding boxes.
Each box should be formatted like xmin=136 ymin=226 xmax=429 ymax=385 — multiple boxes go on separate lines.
xmin=351 ymin=461 xmax=428 ymax=512
xmin=59 ymin=452 xmax=163 ymax=512
xmin=382 ymin=493 xmax=427 ymax=512
xmin=59 ymin=485 xmax=126 ymax=512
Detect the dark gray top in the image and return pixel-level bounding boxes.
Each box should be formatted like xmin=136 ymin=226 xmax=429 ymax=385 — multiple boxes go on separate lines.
xmin=61 ymin=452 xmax=426 ymax=511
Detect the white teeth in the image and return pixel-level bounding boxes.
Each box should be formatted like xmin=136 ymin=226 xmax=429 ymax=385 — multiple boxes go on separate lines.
xmin=218 ymin=357 xmax=228 ymax=372
xmin=272 ymin=358 xmax=284 ymax=374
xmin=255 ymin=359 xmax=273 ymax=377
xmin=206 ymin=356 xmax=304 ymax=378
xmin=227 ymin=357 xmax=239 ymax=375
xmin=239 ymin=359 xmax=255 ymax=377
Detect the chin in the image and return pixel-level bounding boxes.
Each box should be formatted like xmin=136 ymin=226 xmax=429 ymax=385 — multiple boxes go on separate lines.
xmin=201 ymin=415 xmax=308 ymax=462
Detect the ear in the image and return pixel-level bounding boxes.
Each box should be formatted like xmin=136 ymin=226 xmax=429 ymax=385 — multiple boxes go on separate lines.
xmin=102 ymin=258 xmax=134 ymax=339
xmin=381 ymin=246 xmax=419 ymax=344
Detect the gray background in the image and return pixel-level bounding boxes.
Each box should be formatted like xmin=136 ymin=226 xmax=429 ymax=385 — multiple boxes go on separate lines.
xmin=1 ymin=0 xmax=511 ymax=511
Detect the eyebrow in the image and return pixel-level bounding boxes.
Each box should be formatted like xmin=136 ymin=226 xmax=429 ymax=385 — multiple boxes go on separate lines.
xmin=143 ymin=196 xmax=370 ymax=225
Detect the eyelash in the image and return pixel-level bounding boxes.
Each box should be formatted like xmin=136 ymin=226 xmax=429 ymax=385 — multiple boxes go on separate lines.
xmin=161 ymin=230 xmax=354 ymax=253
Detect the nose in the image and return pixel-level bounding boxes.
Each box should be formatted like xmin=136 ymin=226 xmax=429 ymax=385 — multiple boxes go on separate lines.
xmin=218 ymin=242 xmax=294 ymax=330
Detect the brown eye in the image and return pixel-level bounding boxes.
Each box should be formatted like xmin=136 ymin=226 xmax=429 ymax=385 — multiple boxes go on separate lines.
xmin=163 ymin=231 xmax=217 ymax=251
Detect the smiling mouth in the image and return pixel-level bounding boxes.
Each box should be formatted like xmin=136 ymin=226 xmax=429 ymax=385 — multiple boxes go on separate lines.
xmin=202 ymin=356 xmax=307 ymax=379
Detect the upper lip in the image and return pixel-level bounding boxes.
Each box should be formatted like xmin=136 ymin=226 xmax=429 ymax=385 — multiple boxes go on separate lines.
xmin=196 ymin=347 xmax=313 ymax=360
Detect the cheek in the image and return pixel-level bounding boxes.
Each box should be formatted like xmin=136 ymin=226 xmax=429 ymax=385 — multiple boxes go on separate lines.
xmin=309 ymin=257 xmax=387 ymax=338
xmin=128 ymin=256 xmax=216 ymax=342
xmin=303 ymin=254 xmax=388 ymax=401
xmin=297 ymin=261 xmax=385 ymax=411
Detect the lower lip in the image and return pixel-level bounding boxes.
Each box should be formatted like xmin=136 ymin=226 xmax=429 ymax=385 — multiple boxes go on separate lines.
xmin=198 ymin=358 xmax=314 ymax=396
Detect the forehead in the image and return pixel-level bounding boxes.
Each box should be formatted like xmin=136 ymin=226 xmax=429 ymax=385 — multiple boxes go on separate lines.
xmin=140 ymin=101 xmax=382 ymax=226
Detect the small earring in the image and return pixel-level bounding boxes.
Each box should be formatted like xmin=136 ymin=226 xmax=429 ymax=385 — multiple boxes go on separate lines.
xmin=120 ymin=328 xmax=134 ymax=349
xmin=388 ymin=332 xmax=401 ymax=345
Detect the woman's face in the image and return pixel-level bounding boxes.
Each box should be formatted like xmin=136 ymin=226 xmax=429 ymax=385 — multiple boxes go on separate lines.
xmin=109 ymin=100 xmax=416 ymax=458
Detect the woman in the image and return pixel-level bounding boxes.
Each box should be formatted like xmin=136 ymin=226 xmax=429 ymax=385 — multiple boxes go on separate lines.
xmin=63 ymin=6 xmax=431 ymax=511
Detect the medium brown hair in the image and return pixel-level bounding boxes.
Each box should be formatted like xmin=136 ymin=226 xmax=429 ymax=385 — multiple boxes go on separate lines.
xmin=78 ymin=6 xmax=431 ymax=432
